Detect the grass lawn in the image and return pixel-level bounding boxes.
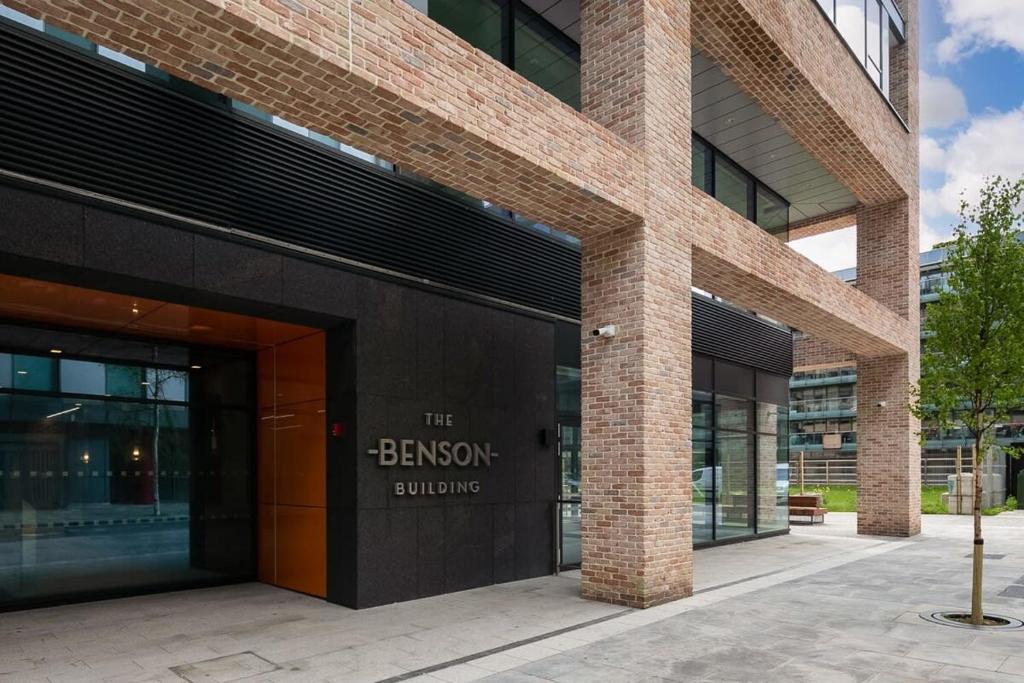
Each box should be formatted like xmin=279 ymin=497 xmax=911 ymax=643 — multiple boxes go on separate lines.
xmin=794 ymin=485 xmax=949 ymax=513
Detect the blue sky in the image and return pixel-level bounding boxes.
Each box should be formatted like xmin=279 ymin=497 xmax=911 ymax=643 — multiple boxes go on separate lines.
xmin=792 ymin=0 xmax=1024 ymax=271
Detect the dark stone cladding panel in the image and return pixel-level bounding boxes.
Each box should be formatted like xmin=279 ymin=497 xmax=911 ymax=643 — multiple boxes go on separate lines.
xmin=0 ymin=184 xmax=559 ymax=610
xmin=348 ymin=278 xmax=557 ymax=608
xmin=194 ymin=234 xmax=284 ymax=305
xmin=0 ymin=185 xmax=84 ymax=266
xmin=83 ymin=207 xmax=195 ymax=287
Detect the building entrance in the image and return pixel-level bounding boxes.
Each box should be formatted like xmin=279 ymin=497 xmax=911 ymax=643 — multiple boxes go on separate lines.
xmin=0 ymin=274 xmax=324 ymax=610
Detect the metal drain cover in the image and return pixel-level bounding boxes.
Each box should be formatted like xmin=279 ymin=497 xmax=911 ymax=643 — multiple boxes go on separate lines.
xmin=919 ymin=610 xmax=1024 ymax=630
xmin=171 ymin=651 xmax=279 ymax=682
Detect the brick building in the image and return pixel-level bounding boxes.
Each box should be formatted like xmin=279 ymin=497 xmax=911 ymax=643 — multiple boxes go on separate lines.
xmin=792 ymin=248 xmax=1024 ymax=492
xmin=0 ymin=0 xmax=918 ymax=612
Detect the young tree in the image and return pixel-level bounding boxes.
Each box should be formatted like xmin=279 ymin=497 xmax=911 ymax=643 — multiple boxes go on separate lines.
xmin=912 ymin=176 xmax=1024 ymax=625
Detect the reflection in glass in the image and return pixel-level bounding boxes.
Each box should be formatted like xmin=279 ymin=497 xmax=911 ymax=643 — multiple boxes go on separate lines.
xmin=692 ymin=137 xmax=710 ymax=192
xmin=715 ymin=431 xmax=754 ymax=539
xmin=756 ymin=186 xmax=789 ymax=238
xmin=757 ymin=433 xmax=789 ymax=533
xmin=693 ymin=392 xmax=714 ymax=543
xmin=0 ymin=343 xmax=254 ymax=609
xmin=837 ymin=0 xmax=866 ymax=65
xmin=515 ymin=9 xmax=581 ymax=110
xmin=716 ymin=395 xmax=752 ymax=432
xmin=428 ymin=0 xmax=503 ymax=61
xmin=715 ymin=155 xmax=751 ymax=219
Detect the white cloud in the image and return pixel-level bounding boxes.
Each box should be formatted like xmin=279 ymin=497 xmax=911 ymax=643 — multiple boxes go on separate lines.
xmin=920 ymin=135 xmax=946 ymax=171
xmin=937 ymin=0 xmax=1024 ymax=63
xmin=924 ymin=105 xmax=1024 ymax=217
xmin=919 ymin=72 xmax=968 ymax=129
xmin=789 ymin=220 xmax=950 ymax=274
xmin=920 ymin=216 xmax=951 ymax=252
xmin=789 ymin=226 xmax=858 ymax=273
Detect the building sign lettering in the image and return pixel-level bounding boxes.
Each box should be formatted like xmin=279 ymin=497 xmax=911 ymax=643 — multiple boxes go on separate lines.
xmin=368 ymin=412 xmax=497 ymax=496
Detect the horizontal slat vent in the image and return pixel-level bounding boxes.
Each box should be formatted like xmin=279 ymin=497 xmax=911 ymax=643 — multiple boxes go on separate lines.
xmin=693 ymin=297 xmax=793 ymax=376
xmin=0 ymin=22 xmax=581 ymax=319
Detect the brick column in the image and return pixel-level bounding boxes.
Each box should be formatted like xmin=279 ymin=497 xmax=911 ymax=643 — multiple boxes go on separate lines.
xmin=856 ymin=198 xmax=921 ymax=536
xmin=579 ymin=0 xmax=695 ymax=607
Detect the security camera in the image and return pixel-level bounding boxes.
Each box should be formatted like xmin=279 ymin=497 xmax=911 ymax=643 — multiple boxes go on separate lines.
xmin=591 ymin=325 xmax=617 ymax=338
xmin=877 ymin=401 xmax=887 ymax=408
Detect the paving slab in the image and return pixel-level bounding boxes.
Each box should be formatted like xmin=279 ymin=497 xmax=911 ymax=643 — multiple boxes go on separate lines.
xmin=2 ymin=513 xmax=1024 ymax=682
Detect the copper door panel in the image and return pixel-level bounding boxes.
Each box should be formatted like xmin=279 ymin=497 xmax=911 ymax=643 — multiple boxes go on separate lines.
xmin=272 ymin=400 xmax=326 ymax=508
xmin=273 ymin=333 xmax=325 ymax=407
xmin=274 ymin=505 xmax=327 ymax=597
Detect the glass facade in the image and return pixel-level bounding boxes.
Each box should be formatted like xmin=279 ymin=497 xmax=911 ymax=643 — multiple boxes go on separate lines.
xmin=692 ymin=135 xmax=791 ymax=239
xmin=815 ymin=0 xmax=903 ymax=100
xmin=425 ymin=0 xmax=581 ymax=110
xmin=515 ymin=6 xmax=581 ymax=110
xmin=0 ymin=332 xmax=255 ymax=609
xmin=694 ymin=355 xmax=790 ymax=544
xmin=556 ymin=365 xmax=581 ymax=566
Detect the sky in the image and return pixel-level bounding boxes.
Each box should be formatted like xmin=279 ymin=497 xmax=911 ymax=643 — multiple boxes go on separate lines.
xmin=790 ymin=0 xmax=1024 ymax=272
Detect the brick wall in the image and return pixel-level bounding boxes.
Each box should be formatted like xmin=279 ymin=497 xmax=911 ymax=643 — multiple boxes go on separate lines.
xmin=856 ymin=198 xmax=922 ymax=536
xmin=693 ymin=0 xmax=916 ymax=205
xmin=579 ymin=0 xmax=694 ymax=609
xmin=9 ymin=0 xmax=644 ymax=236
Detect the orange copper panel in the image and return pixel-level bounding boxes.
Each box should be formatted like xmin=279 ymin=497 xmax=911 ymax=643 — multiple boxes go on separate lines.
xmin=273 ymin=333 xmax=325 ymax=407
xmin=0 ymin=273 xmax=319 ymax=350
xmin=272 ymin=400 xmax=326 ymax=508
xmin=274 ymin=504 xmax=327 ymax=598
xmin=0 ymin=274 xmax=162 ymax=331
xmin=257 ymin=503 xmax=276 ymax=585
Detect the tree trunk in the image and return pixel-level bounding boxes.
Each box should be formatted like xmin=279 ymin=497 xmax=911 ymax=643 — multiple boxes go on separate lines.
xmin=971 ymin=430 xmax=984 ymax=625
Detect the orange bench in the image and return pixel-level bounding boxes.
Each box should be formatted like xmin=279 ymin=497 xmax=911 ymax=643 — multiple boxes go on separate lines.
xmin=788 ymin=494 xmax=827 ymax=524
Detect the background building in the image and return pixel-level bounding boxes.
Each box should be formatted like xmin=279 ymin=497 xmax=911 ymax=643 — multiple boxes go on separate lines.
xmin=791 ymin=248 xmax=1024 ymax=492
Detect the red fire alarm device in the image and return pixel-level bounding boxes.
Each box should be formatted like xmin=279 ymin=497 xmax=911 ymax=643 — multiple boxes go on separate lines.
xmin=331 ymin=421 xmax=345 ymax=438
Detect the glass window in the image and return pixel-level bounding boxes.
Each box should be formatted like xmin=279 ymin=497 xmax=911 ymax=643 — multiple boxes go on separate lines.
xmin=428 ymin=0 xmax=504 ymax=61
xmin=716 ymin=395 xmax=752 ymax=432
xmin=756 ymin=186 xmax=789 ymax=237
xmin=105 ymin=364 xmax=145 ymax=399
xmin=0 ymin=338 xmax=255 ymax=610
xmin=0 ymin=353 xmax=10 ymax=389
xmin=757 ymin=433 xmax=789 ymax=533
xmin=816 ymin=0 xmax=835 ymax=21
xmin=836 ymin=0 xmax=866 ymax=65
xmin=12 ymin=355 xmax=55 ymax=391
xmin=866 ymin=0 xmax=882 ymax=75
xmin=715 ymin=431 xmax=754 ymax=539
xmin=145 ymin=367 xmax=188 ymax=403
xmin=515 ymin=10 xmax=581 ymax=110
xmin=692 ymin=138 xmax=710 ymax=192
xmin=714 ymin=155 xmax=752 ymax=219
xmin=60 ymin=359 xmax=106 ymax=395
xmin=693 ymin=438 xmax=714 ymax=544
xmin=556 ymin=366 xmax=581 ymax=415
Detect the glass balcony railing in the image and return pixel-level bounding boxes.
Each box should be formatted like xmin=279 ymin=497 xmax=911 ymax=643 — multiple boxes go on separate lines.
xmin=790 ymin=370 xmax=857 ymax=388
xmin=790 ymin=397 xmax=857 ymax=416
xmin=790 ymin=431 xmax=857 ymax=448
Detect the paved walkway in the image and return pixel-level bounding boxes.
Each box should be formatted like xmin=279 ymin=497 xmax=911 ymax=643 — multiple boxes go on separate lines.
xmin=2 ymin=513 xmax=1023 ymax=682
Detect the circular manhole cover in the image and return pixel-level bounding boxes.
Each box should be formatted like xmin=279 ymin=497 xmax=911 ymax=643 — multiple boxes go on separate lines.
xmin=919 ymin=610 xmax=1024 ymax=630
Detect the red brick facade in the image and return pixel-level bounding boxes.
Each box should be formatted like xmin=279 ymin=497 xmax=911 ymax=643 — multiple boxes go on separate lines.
xmin=13 ymin=0 xmax=921 ymax=603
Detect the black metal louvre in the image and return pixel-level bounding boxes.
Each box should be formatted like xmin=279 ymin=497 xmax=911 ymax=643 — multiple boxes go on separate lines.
xmin=0 ymin=21 xmax=581 ymax=320
xmin=692 ymin=296 xmax=793 ymax=377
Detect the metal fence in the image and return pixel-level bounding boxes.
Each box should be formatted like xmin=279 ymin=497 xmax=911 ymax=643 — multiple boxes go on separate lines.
xmin=790 ymin=453 xmax=977 ymax=487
